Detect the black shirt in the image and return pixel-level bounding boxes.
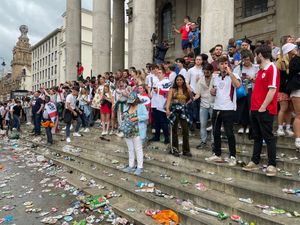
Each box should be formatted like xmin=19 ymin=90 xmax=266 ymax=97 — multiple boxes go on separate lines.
xmin=287 ymin=56 xmax=300 ymax=92
xmin=32 ymin=97 xmax=44 ymax=113
xmin=13 ymin=105 xmax=22 ymax=117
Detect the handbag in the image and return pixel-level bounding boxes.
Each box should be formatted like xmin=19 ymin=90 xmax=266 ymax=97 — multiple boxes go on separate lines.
xmin=236 ymin=85 xmax=247 ymax=99
xmin=236 ymin=64 xmax=247 ymax=99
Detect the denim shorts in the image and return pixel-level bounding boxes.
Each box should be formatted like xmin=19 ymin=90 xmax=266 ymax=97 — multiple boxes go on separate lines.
xmin=182 ymin=39 xmax=191 ymax=50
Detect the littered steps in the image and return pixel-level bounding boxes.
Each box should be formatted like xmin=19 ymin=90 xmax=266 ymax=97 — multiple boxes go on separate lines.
xmin=26 ymin=138 xmax=300 ymax=225
xmin=30 ymin=147 xmax=225 ymax=225
xmin=59 ymin=171 xmax=158 ymax=225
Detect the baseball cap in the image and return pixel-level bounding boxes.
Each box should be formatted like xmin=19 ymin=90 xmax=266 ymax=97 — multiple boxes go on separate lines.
xmin=282 ymin=43 xmax=297 ymax=55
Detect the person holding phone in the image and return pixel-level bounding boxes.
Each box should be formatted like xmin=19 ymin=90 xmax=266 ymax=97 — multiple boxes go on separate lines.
xmin=233 ymin=50 xmax=259 ymax=134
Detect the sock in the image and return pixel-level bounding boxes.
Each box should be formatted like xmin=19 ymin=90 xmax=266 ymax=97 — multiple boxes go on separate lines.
xmin=278 ymin=125 xmax=283 ymax=130
xmin=296 ymin=138 xmax=300 ymax=142
xmin=286 ymin=124 xmax=291 ymax=130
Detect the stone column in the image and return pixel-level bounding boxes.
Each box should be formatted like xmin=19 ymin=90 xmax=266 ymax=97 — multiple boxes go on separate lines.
xmin=129 ymin=0 xmax=155 ymax=68
xmin=201 ymin=0 xmax=234 ymax=54
xmin=112 ymin=0 xmax=125 ymax=71
xmin=276 ymin=0 xmax=298 ymax=43
xmin=92 ymin=0 xmax=111 ymax=75
xmin=66 ymin=0 xmax=81 ymax=81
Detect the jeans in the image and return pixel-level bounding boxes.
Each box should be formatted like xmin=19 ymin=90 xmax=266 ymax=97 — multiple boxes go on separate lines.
xmin=152 ymin=108 xmax=169 ymax=142
xmin=251 ymin=110 xmax=276 ymax=166
xmin=45 ymin=127 xmax=53 ymax=144
xmin=212 ymin=110 xmax=236 ymax=157
xmin=125 ymin=136 xmax=143 ymax=169
xmin=13 ymin=115 xmax=21 ymax=130
xmin=66 ymin=115 xmax=82 ymax=138
xmin=24 ymin=107 xmax=30 ymax=123
xmin=33 ymin=113 xmax=42 ymax=135
xmin=200 ymin=106 xmax=213 ymax=143
xmin=0 ymin=115 xmax=3 ymax=130
xmin=172 ymin=113 xmax=190 ymax=153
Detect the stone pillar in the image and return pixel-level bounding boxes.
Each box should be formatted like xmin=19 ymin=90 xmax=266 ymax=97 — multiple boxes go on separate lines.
xmin=276 ymin=0 xmax=298 ymax=43
xmin=201 ymin=0 xmax=234 ymax=54
xmin=66 ymin=0 xmax=81 ymax=81
xmin=92 ymin=0 xmax=111 ymax=75
xmin=129 ymin=0 xmax=155 ymax=68
xmin=112 ymin=0 xmax=125 ymax=71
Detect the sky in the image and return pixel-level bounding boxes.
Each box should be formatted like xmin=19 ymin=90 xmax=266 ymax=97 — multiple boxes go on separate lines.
xmin=0 ymin=0 xmax=93 ymax=72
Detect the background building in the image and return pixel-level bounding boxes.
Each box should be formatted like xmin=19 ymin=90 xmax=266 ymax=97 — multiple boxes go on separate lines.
xmin=31 ymin=8 xmax=129 ymax=90
xmin=0 ymin=25 xmax=32 ymax=101
xmin=31 ymin=28 xmax=61 ymax=91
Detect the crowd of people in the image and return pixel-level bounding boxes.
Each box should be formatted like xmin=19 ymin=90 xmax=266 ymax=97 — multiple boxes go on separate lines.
xmin=0 ymin=16 xmax=300 ymax=177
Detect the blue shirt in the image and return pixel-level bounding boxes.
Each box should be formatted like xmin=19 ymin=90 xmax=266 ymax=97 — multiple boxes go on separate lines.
xmin=188 ymin=28 xmax=200 ymax=48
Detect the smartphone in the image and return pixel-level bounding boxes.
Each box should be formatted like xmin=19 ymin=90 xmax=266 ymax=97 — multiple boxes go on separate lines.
xmin=242 ymin=73 xmax=247 ymax=77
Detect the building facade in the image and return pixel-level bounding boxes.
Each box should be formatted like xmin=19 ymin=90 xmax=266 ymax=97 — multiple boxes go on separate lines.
xmin=32 ymin=8 xmax=129 ymax=90
xmin=0 ymin=25 xmax=32 ymax=101
xmin=31 ymin=29 xmax=61 ymax=91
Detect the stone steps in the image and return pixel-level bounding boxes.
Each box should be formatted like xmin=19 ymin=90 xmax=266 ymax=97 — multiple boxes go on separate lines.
xmin=22 ymin=130 xmax=300 ymax=225
xmin=30 ymin=146 xmax=224 ymax=225
xmin=50 ymin=137 xmax=300 ymax=213
xmin=59 ymin=171 xmax=158 ymax=225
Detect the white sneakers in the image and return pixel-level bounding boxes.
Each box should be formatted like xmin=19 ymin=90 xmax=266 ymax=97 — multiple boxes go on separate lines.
xmin=277 ymin=127 xmax=285 ymax=136
xmin=206 ymin=126 xmax=212 ymax=132
xmin=101 ymin=131 xmax=108 ymax=136
xmin=205 ymin=154 xmax=222 ymax=162
xmin=228 ymin=156 xmax=237 ymax=166
xmin=277 ymin=127 xmax=294 ymax=137
xmin=66 ymin=137 xmax=71 ymax=143
xmin=62 ymin=124 xmax=73 ymax=131
xmin=296 ymin=138 xmax=300 ymax=150
xmin=73 ymin=132 xmax=82 ymax=137
xmin=83 ymin=128 xmax=90 ymax=133
xmin=206 ymin=154 xmax=236 ymax=166
xmin=26 ymin=122 xmax=31 ymax=125
xmin=286 ymin=128 xmax=294 ymax=137
xmin=238 ymin=128 xmax=244 ymax=134
xmin=116 ymin=132 xmax=124 ymax=138
xmin=238 ymin=128 xmax=249 ymax=134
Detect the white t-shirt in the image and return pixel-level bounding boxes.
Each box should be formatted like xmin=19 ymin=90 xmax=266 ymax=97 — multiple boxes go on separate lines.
xmin=151 ymin=78 xmax=172 ymax=112
xmin=233 ymin=64 xmax=259 ymax=89
xmin=213 ymin=73 xmax=240 ymax=111
xmin=195 ymin=75 xmax=215 ymax=108
xmin=65 ymin=94 xmax=77 ymax=110
xmin=146 ymin=73 xmax=159 ymax=90
xmin=187 ymin=66 xmax=203 ymax=93
xmin=169 ymin=71 xmax=177 ymax=85
xmin=179 ymin=68 xmax=187 ymax=80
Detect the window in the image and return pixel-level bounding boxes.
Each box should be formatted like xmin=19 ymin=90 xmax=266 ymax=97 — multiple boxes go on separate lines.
xmin=55 ymin=37 xmax=57 ymax=46
xmin=55 ymin=51 xmax=57 ymax=60
xmin=161 ymin=3 xmax=173 ymax=41
xmin=243 ymin=0 xmax=268 ymax=18
xmin=55 ymin=79 xmax=57 ymax=86
xmin=55 ymin=65 xmax=57 ymax=74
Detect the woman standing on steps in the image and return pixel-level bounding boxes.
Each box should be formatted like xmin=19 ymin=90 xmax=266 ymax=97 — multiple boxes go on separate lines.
xmin=100 ymin=84 xmax=113 ymax=135
xmin=121 ymin=91 xmax=149 ymax=176
xmin=166 ymin=74 xmax=193 ymax=157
